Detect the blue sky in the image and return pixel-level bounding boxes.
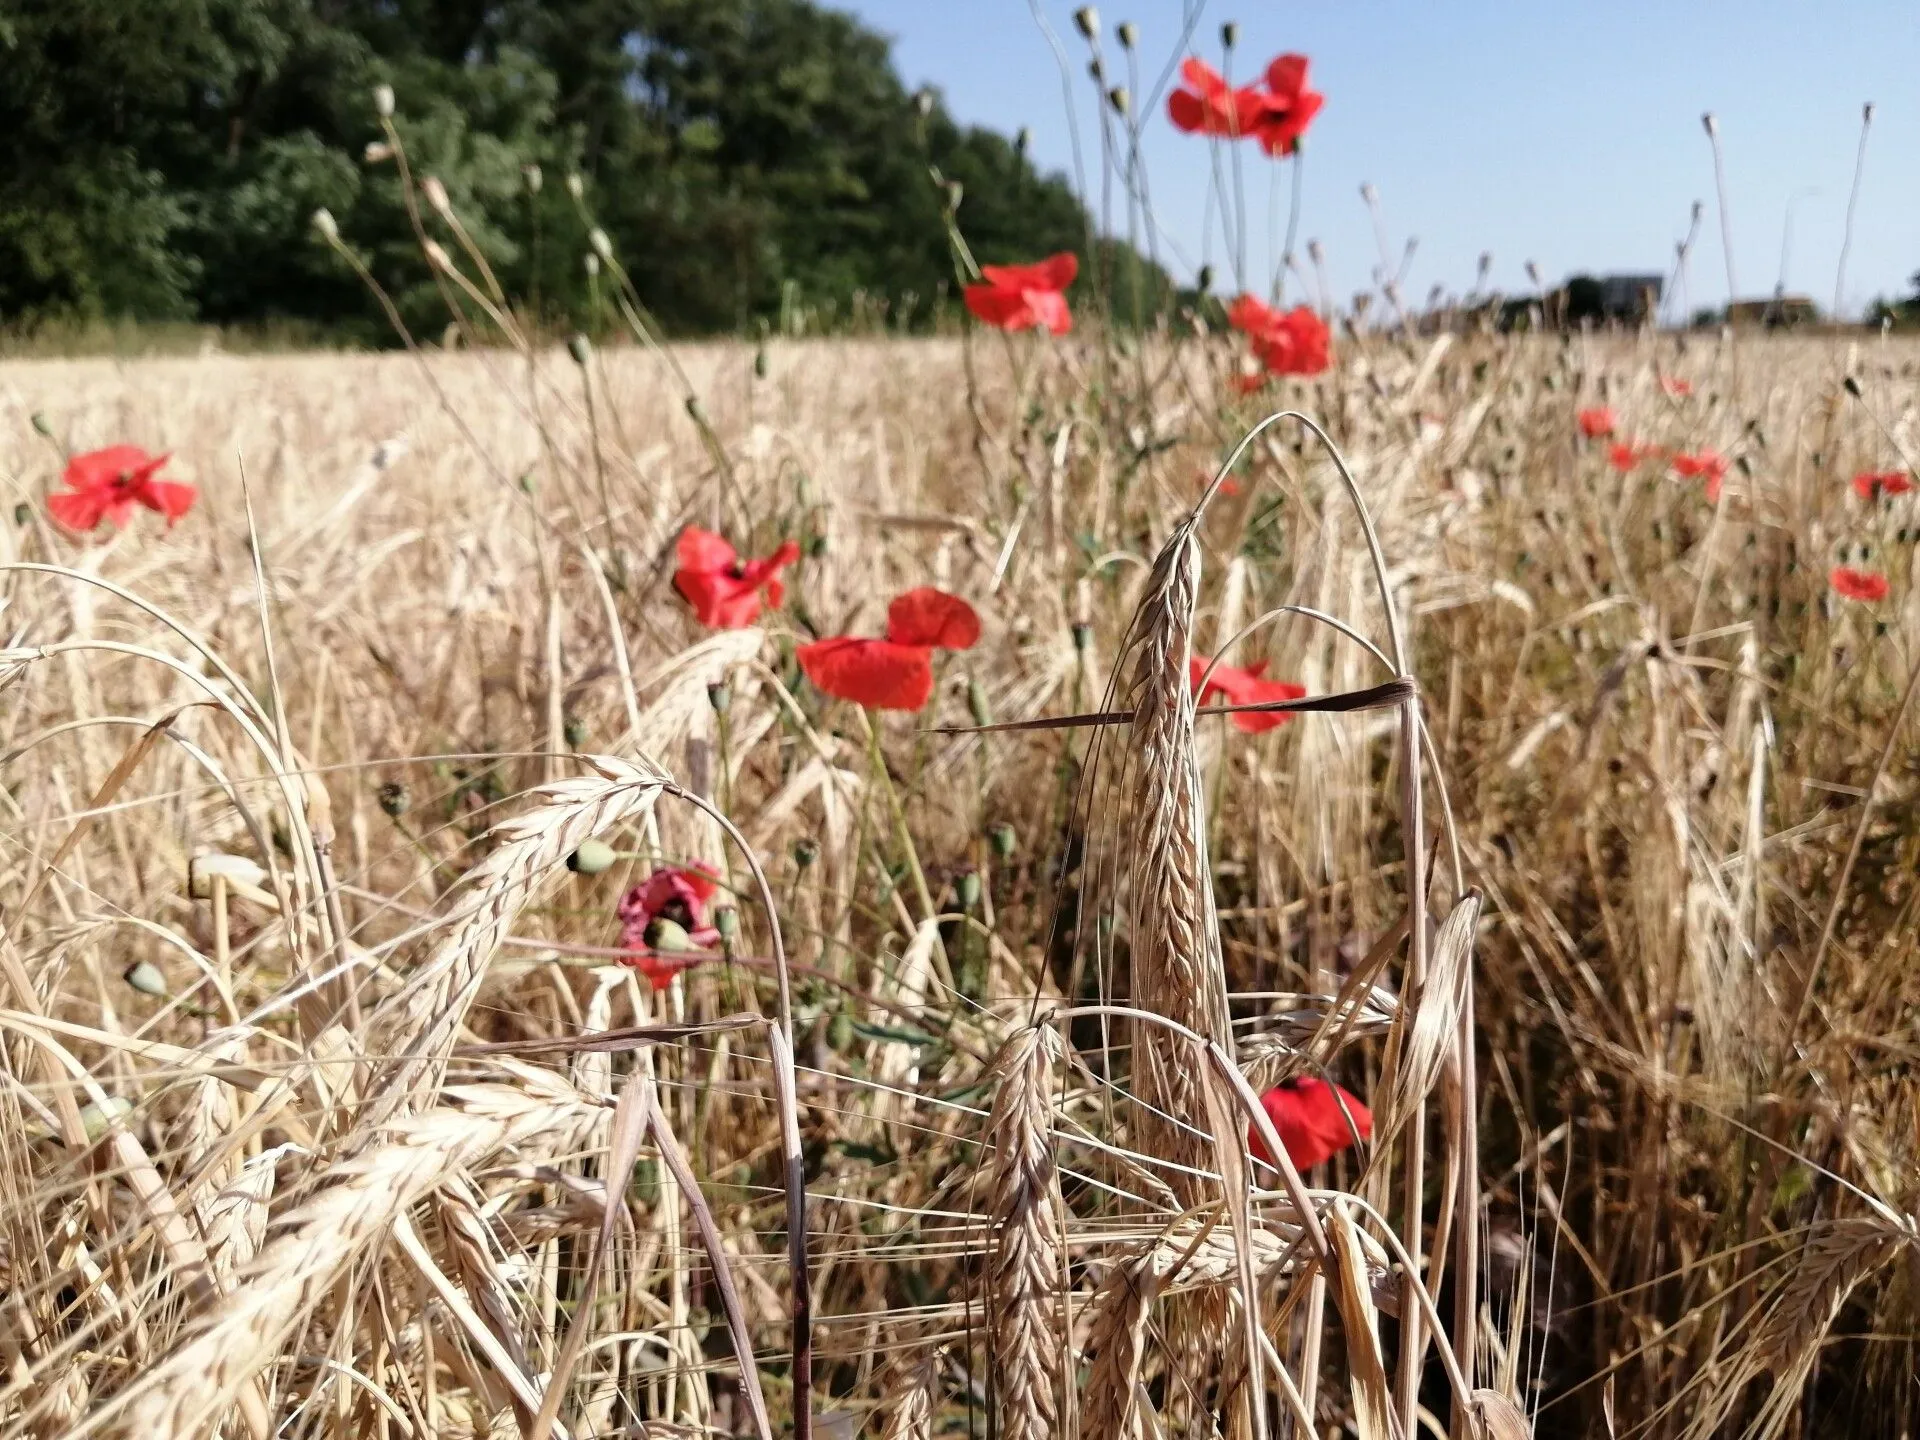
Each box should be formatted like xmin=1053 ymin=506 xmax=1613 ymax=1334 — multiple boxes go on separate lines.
xmin=841 ymin=1 xmax=1918 ymax=318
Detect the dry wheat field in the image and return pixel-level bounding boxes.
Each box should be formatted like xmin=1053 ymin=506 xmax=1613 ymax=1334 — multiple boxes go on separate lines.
xmin=1 ymin=325 xmax=1917 ymax=1440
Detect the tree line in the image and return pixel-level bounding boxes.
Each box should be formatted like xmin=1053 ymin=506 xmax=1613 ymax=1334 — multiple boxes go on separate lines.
xmin=0 ymin=0 xmax=1150 ymax=341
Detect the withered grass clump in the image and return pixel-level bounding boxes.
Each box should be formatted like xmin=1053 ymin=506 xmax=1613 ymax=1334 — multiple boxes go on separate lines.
xmin=2 ymin=306 xmax=1919 ymax=1440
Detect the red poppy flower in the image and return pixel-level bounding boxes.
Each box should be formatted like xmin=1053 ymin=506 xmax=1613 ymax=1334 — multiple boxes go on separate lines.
xmin=1659 ymin=376 xmax=1693 ymax=398
xmin=963 ymin=254 xmax=1076 ymax=335
xmin=1191 ymin=655 xmax=1307 ymax=734
xmin=1248 ymin=1077 xmax=1372 ymax=1171
xmin=1852 ymin=471 xmax=1914 ymax=502
xmin=1197 ymin=469 xmax=1242 ymax=497
xmin=797 ymin=588 xmax=981 ymax=712
xmin=1255 ymin=54 xmax=1324 ymax=157
xmin=617 ymin=864 xmax=721 ymax=990
xmin=48 ymin=445 xmax=196 ymax=532
xmin=1672 ymin=450 xmax=1729 ymax=502
xmin=886 ymin=587 xmax=982 ymax=650
xmin=1231 ymin=371 xmax=1269 ymax=396
xmin=1609 ymin=441 xmax=1660 ymax=472
xmin=1167 ymin=57 xmax=1268 ymax=139
xmin=1830 ymin=566 xmax=1890 ymax=603
xmin=1577 ymin=407 xmax=1617 ymax=439
xmin=672 ymin=527 xmax=800 ymax=629
xmin=1228 ymin=295 xmax=1332 ymax=377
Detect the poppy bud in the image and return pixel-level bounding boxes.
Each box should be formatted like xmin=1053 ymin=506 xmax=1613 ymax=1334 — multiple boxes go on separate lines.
xmin=708 ymin=682 xmax=733 ymax=715
xmin=956 ymin=870 xmax=981 ymax=908
xmin=1072 ymin=621 xmax=1092 ymax=652
xmin=793 ymin=837 xmax=819 ymax=869
xmin=78 ymin=1097 xmax=134 ymax=1145
xmin=523 ymin=163 xmax=543 ymax=195
xmin=945 ymin=180 xmax=964 ymax=213
xmin=1015 ymin=126 xmax=1031 ymax=157
xmin=988 ymin=822 xmax=1017 ymax=859
xmin=1195 ymin=264 xmax=1214 ymax=292
xmin=377 ymin=781 xmax=409 ymax=817
xmin=567 ymin=172 xmax=585 ymax=201
xmin=1107 ymin=86 xmax=1130 ymax=116
xmin=967 ymin=677 xmax=992 ymax=728
xmin=13 ymin=503 xmax=29 ymax=526
xmin=567 ymin=333 xmax=592 ymax=366
xmin=829 ymin=1010 xmax=854 ymax=1051
xmin=567 ymin=838 xmax=617 ymax=875
xmin=754 ymin=344 xmax=768 ymax=378
xmin=589 ymin=228 xmax=614 ymax=262
xmin=645 ymin=916 xmax=699 ymax=953
xmin=1118 ymin=20 xmax=1138 ymax=47
xmin=123 ymin=961 xmax=168 ymax=999
xmin=584 ymin=253 xmax=600 ymax=278
xmin=373 ymin=84 xmax=395 ymax=118
xmin=685 ymin=395 xmax=709 ymax=425
xmin=1700 ymin=111 xmax=1717 ymax=137
xmin=915 ymin=88 xmax=934 ymax=117
xmin=806 ymin=533 xmax=828 ymax=558
xmin=421 ymin=176 xmax=451 ymax=215
xmin=1073 ymin=6 xmax=1099 ymax=41
xmin=1221 ymin=21 xmax=1239 ymax=47
xmin=364 ymin=140 xmax=393 ymax=163
xmin=1843 ymin=375 xmax=1862 ymax=398
xmin=188 ymin=852 xmax=268 ymax=899
xmin=30 ymin=412 xmax=53 ymax=437
xmin=1087 ymin=57 xmax=1104 ymax=83
xmin=311 ymin=208 xmax=340 ymax=243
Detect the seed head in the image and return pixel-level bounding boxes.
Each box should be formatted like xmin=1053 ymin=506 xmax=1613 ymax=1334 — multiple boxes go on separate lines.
xmin=377 ymin=781 xmax=409 ymax=817
xmin=945 ymin=179 xmax=964 ymax=212
xmin=793 ymin=837 xmax=819 ymax=869
xmin=310 ymin=208 xmax=340 ymax=243
xmin=30 ymin=412 xmax=53 ymax=438
xmin=589 ymin=227 xmax=614 ymax=262
xmin=584 ymin=253 xmax=600 ymax=278
xmin=708 ymin=681 xmax=733 ymax=715
xmin=567 ymin=332 xmax=593 ymax=366
xmin=373 ymin=84 xmax=395 ymax=118
xmin=1073 ymin=6 xmax=1100 ymax=41
xmin=1117 ymin=21 xmax=1138 ymax=48
xmin=1863 ymin=101 xmax=1876 ymax=124
xmin=988 ymin=822 xmax=1017 ymax=859
xmin=1107 ymin=86 xmax=1130 ymax=116
xmin=967 ymin=677 xmax=992 ymax=728
xmin=422 ymin=238 xmax=453 ymax=271
xmin=1196 ymin=264 xmax=1214 ymax=292
xmin=421 ymin=176 xmax=451 ymax=215
xmin=915 ymin=88 xmax=934 ymax=118
xmin=1701 ymin=111 xmax=1718 ymax=138
xmin=567 ymin=838 xmax=617 ymax=875
xmin=1015 ymin=126 xmax=1031 ymax=157
xmin=956 ymin=870 xmax=981 ymax=908
xmin=563 ymin=714 xmax=587 ymax=748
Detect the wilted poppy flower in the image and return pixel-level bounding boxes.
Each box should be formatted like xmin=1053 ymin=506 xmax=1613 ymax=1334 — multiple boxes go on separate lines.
xmin=1609 ymin=441 xmax=1660 ymax=472
xmin=1577 ymin=407 xmax=1617 ymax=439
xmin=1228 ymin=295 xmax=1332 ymax=377
xmin=1167 ymin=57 xmax=1267 ymax=138
xmin=797 ymin=587 xmax=981 ymax=712
xmin=1191 ymin=655 xmax=1307 ymax=734
xmin=618 ymin=864 xmax=721 ymax=989
xmin=1255 ymin=54 xmax=1324 ymax=157
xmin=1248 ymin=1077 xmax=1371 ymax=1171
xmin=1830 ymin=566 xmax=1890 ymax=603
xmin=48 ymin=445 xmax=196 ymax=532
xmin=1672 ymin=450 xmax=1729 ymax=502
xmin=1852 ymin=471 xmax=1914 ymax=502
xmin=1659 ymin=376 xmax=1693 ymax=398
xmin=963 ymin=254 xmax=1077 ymax=335
xmin=672 ymin=527 xmax=800 ymax=629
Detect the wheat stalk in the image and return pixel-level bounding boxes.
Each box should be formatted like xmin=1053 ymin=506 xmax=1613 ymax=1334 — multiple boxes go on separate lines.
xmin=986 ymin=1023 xmax=1065 ymax=1440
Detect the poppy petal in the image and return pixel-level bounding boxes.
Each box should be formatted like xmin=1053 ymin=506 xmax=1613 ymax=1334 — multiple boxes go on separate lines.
xmin=47 ymin=489 xmax=108 ymax=532
xmin=675 ymin=568 xmax=763 ymax=628
xmin=964 ymin=283 xmax=1034 ymax=331
xmin=676 ymin=526 xmax=739 ymax=574
xmin=978 ymin=253 xmax=1077 ymax=295
xmin=1264 ymin=53 xmax=1309 ymax=99
xmin=63 ymin=445 xmax=161 ymax=494
xmin=140 ymin=480 xmax=198 ymax=524
xmin=886 ymin=587 xmax=981 ymax=650
xmin=797 ymin=637 xmax=935 ymax=711
xmin=1179 ymin=56 xmax=1228 ymax=99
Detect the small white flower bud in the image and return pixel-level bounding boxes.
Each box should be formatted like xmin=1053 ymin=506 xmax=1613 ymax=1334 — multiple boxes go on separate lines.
xmin=589 ymin=228 xmax=613 ymax=262
xmin=1073 ymin=5 xmax=1099 ymax=41
xmin=422 ymin=238 xmax=453 ymax=270
xmin=566 ymin=172 xmax=585 ymax=201
xmin=373 ymin=84 xmax=394 ymax=118
xmin=421 ymin=176 xmax=451 ymax=215
xmin=310 ymin=208 xmax=340 ymax=242
xmin=584 ymin=253 xmax=600 ymax=277
xmin=364 ymin=140 xmax=393 ymax=163
xmin=523 ymin=162 xmax=543 ymax=194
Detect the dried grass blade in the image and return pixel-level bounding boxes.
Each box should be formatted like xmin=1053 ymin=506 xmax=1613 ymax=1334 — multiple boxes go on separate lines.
xmin=1326 ymin=1201 xmax=1393 ymax=1440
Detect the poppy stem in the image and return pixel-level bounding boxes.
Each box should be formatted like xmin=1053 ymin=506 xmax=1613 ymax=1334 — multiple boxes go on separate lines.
xmin=861 ymin=710 xmax=935 ymax=923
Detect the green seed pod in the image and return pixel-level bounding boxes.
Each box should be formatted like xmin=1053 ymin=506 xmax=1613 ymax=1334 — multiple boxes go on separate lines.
xmin=1117 ymin=20 xmax=1138 ymax=48
xmin=967 ymin=678 xmax=992 ymax=728
xmin=708 ymin=682 xmax=733 ymax=715
xmin=1072 ymin=621 xmax=1092 ymax=653
xmin=123 ymin=960 xmax=168 ymax=998
xmin=1196 ymin=264 xmax=1215 ymax=292
xmin=829 ymin=1011 xmax=855 ymax=1051
xmin=567 ymin=333 xmax=593 ymax=366
xmin=1107 ymin=86 xmax=1130 ymax=116
xmin=754 ymin=345 xmax=768 ymax=379
xmin=568 ymin=838 xmax=617 ymax=875
xmin=377 ymin=782 xmax=409 ymax=818
xmin=1220 ymin=20 xmax=1239 ymax=48
xmin=13 ymin=503 xmax=30 ymax=526
xmin=715 ymin=905 xmax=740 ymax=940
xmin=793 ymin=837 xmax=819 ymax=869
xmin=806 ymin=533 xmax=828 ymax=559
xmin=311 ymin=208 xmax=340 ymax=243
xmin=78 ymin=1097 xmax=135 ymax=1145
xmin=563 ymin=715 xmax=588 ymax=748
xmin=988 ymin=822 xmax=1017 ymax=859
xmin=645 ymin=916 xmax=699 ymax=953
xmin=1073 ymin=6 xmax=1100 ymax=41
xmin=30 ymin=412 xmax=53 ymax=438
xmin=956 ymin=870 xmax=981 ymax=908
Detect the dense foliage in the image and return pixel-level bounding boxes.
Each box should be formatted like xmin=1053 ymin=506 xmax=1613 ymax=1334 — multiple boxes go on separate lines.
xmin=0 ymin=0 xmax=1113 ymax=337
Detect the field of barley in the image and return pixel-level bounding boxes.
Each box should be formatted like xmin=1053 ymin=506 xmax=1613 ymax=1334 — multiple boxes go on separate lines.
xmin=2 ymin=325 xmax=1917 ymax=1439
